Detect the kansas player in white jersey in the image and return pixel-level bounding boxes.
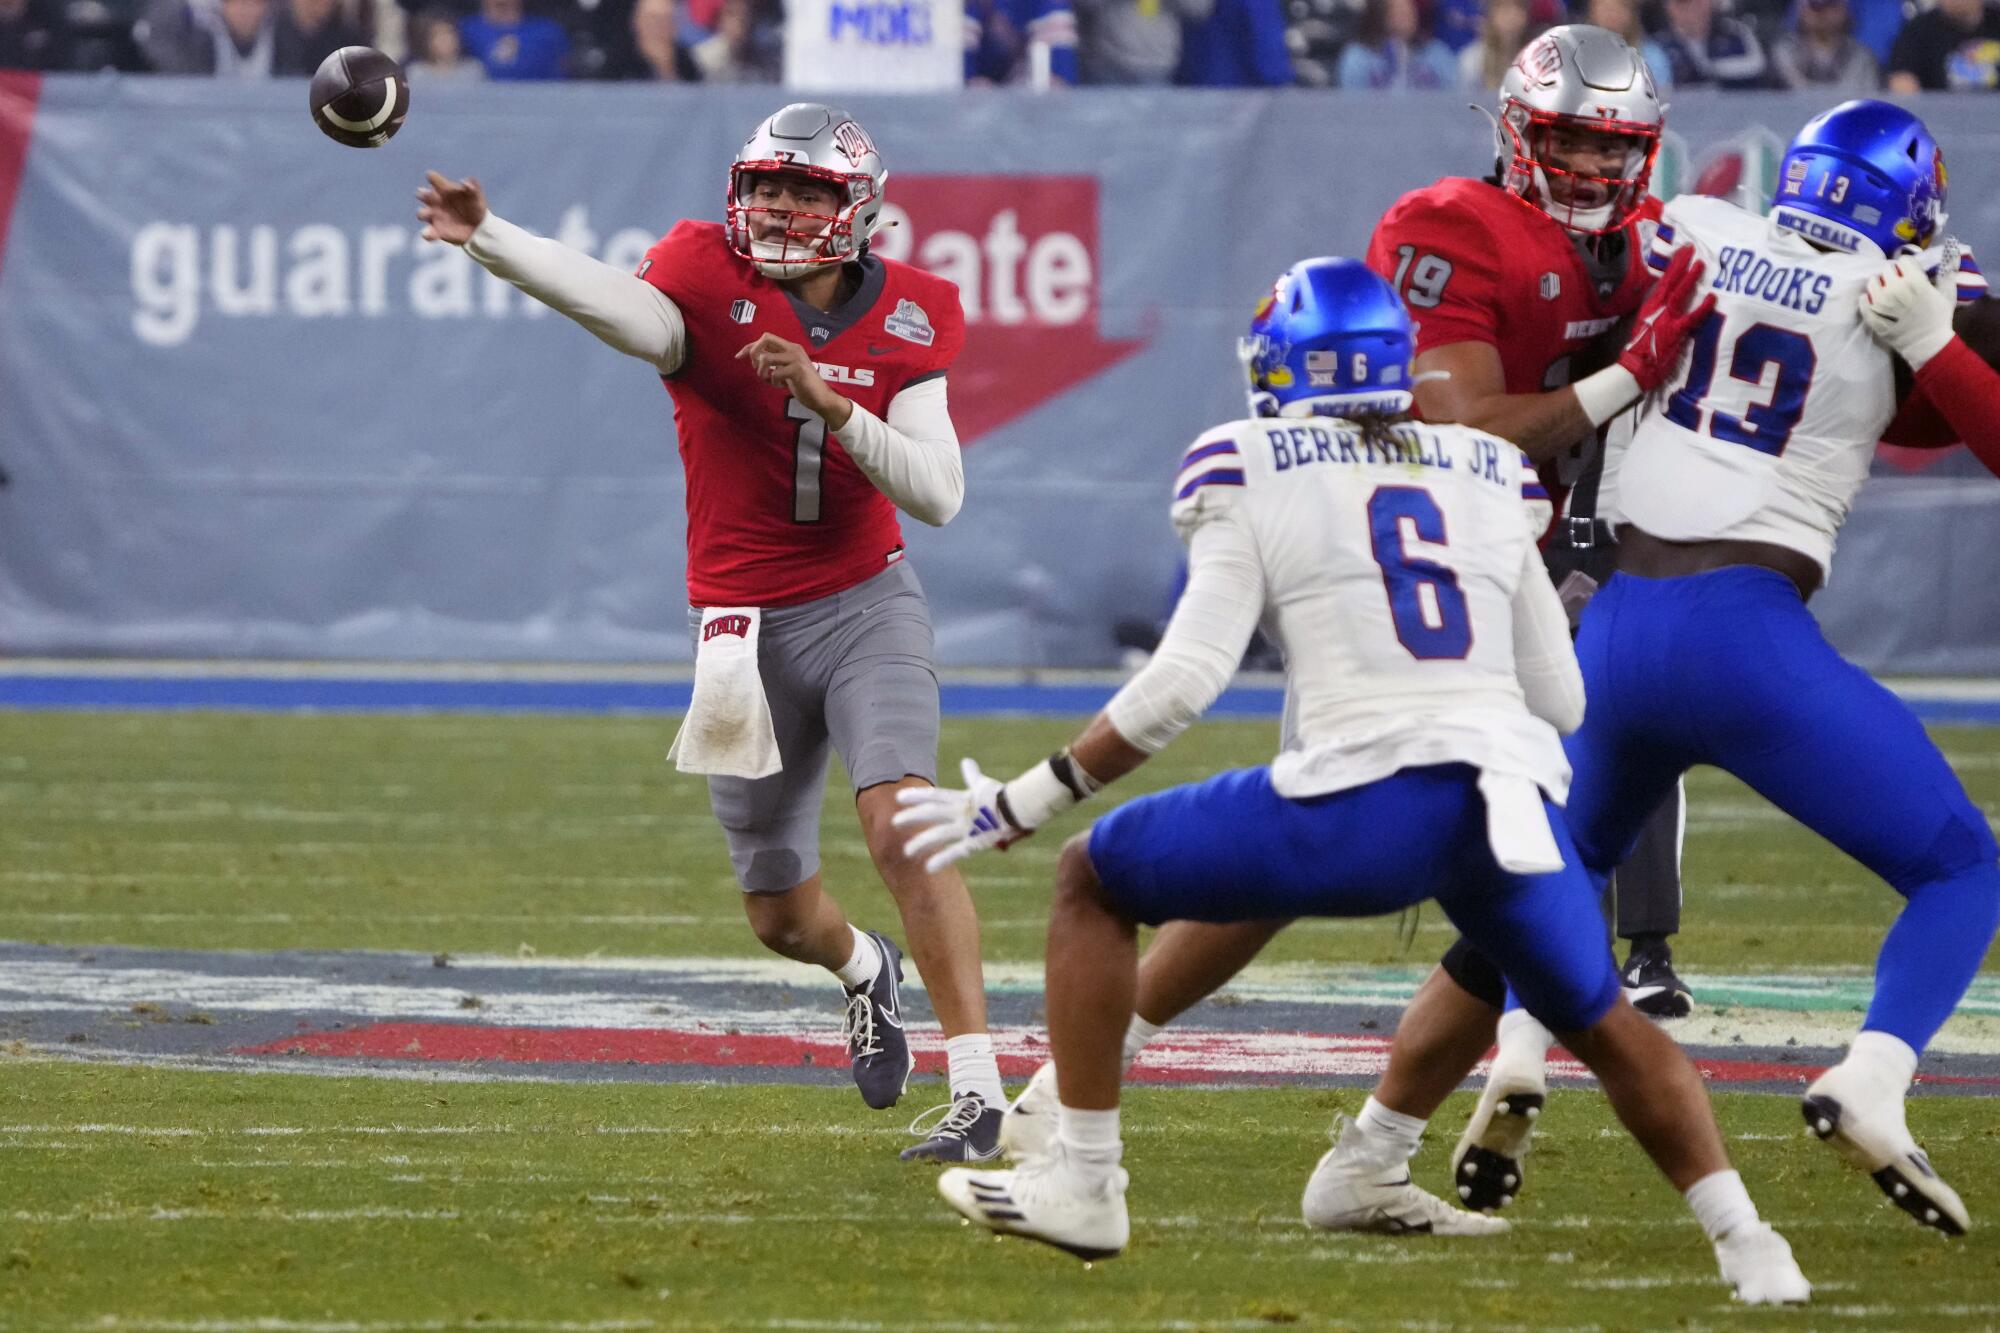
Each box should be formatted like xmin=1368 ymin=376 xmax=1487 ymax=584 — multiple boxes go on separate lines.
xmin=1609 ymin=165 xmax=1986 ymax=572
xmin=1461 ymin=99 xmax=2000 ymax=1237
xmin=891 ymin=259 xmax=1809 ymax=1303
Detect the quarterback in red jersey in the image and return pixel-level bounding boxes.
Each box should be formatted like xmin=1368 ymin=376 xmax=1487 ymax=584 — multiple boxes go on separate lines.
xmin=416 ymin=104 xmax=1009 ymax=1163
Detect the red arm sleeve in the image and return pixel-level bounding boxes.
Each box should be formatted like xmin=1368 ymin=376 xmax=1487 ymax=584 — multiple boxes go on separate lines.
xmin=1906 ymin=337 xmax=2000 ymax=477
xmin=1365 ymin=195 xmax=1503 ymax=355
xmin=1882 ymin=297 xmax=2000 ymax=450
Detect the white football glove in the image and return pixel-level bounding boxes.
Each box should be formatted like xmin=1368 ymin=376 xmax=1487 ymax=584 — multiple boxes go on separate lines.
xmin=1860 ymin=252 xmax=1958 ymax=370
xmin=894 ymin=757 xmax=1028 ymax=873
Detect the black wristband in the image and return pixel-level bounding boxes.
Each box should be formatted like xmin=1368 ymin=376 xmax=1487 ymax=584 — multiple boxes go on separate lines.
xmin=994 ymin=786 xmax=1027 ymax=833
xmin=1048 ymin=749 xmax=1095 ymax=802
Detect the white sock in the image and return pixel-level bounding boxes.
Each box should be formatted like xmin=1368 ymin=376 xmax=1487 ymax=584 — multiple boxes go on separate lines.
xmin=1685 ymin=1169 xmax=1760 ymax=1242
xmin=832 ymin=927 xmax=883 ymax=990
xmin=1122 ymin=1014 xmax=1162 ymax=1070
xmin=1495 ymin=1008 xmax=1555 ymax=1064
xmin=1843 ymin=1030 xmax=1919 ymax=1092
xmin=1057 ymin=1103 xmax=1123 ymax=1180
xmin=1352 ymin=1095 xmax=1427 ymax=1164
xmin=945 ymin=1033 xmax=1006 ymax=1110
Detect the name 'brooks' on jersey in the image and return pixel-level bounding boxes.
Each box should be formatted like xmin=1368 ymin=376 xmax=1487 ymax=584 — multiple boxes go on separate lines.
xmin=1171 ymin=411 xmax=1570 ymax=806
xmin=1606 ymin=192 xmax=1984 ymax=579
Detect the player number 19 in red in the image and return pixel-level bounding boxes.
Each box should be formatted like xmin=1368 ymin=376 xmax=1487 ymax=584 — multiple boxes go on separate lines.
xmin=1391 ymin=245 xmax=1453 ymax=309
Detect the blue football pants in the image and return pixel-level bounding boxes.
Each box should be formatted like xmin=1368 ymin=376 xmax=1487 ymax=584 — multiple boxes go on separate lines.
xmin=1564 ymin=567 xmax=2000 ymax=1053
xmin=1087 ymin=762 xmax=1622 ymax=1034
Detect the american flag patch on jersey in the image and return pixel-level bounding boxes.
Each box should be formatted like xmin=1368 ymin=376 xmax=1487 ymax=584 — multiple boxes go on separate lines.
xmin=730 ymin=299 xmax=756 ymax=324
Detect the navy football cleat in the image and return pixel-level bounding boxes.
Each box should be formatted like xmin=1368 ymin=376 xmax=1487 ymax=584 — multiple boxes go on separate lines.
xmin=900 ymin=1092 xmax=1003 ymax=1163
xmin=842 ymin=931 xmax=913 ymax=1110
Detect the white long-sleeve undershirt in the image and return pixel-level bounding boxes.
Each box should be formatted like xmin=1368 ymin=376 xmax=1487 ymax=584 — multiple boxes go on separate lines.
xmin=1511 ymin=541 xmax=1586 ymax=733
xmin=1106 ymin=510 xmax=1266 ymax=755
xmin=462 ymin=212 xmax=964 ymax=525
xmin=833 ymin=382 xmax=964 ymax=526
xmin=466 ymin=212 xmax=688 ymax=373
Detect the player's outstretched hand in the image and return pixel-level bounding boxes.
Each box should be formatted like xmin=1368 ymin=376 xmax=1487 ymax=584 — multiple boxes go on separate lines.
xmin=1860 ymin=253 xmax=1957 ymax=370
xmin=417 ymin=171 xmax=488 ymax=246
xmin=892 ymin=758 xmax=1029 ymax=874
xmin=1617 ymin=246 xmax=1715 ymax=393
xmin=736 ymin=334 xmax=847 ymax=423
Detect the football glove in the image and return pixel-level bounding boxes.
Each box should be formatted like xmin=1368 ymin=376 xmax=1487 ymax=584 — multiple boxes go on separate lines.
xmin=1617 ymin=245 xmax=1716 ymax=393
xmin=1860 ymin=252 xmax=1958 ymax=371
xmin=894 ymin=758 xmax=1032 ymax=873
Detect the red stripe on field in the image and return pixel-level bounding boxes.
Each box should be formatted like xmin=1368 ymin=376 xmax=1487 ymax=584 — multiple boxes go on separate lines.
xmin=235 ymin=1023 xmax=1033 ymax=1077
xmin=231 ymin=1023 xmax=2000 ymax=1089
xmin=0 ymin=72 xmax=41 ymax=284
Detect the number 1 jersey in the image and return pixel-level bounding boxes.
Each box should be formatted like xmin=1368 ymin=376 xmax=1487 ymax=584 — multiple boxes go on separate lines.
xmin=1609 ymin=194 xmax=1983 ymax=580
xmin=638 ymin=221 xmax=966 ymax=608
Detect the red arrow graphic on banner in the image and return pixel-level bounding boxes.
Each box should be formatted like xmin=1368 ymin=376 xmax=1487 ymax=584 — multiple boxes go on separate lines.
xmin=0 ymin=72 xmax=40 ymax=289
xmin=876 ymin=174 xmax=1150 ymax=444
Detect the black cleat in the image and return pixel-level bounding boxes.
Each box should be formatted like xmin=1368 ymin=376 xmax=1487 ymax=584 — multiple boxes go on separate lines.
xmin=842 ymin=931 xmax=913 ymax=1110
xmin=900 ymin=1092 xmax=1003 ymax=1163
xmin=1621 ymin=942 xmax=1694 ymax=1019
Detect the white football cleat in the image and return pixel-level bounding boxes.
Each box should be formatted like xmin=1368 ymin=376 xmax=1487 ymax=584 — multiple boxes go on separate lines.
xmin=1303 ymin=1117 xmax=1508 ymax=1237
xmin=1450 ymin=1055 xmax=1546 ymax=1212
xmin=938 ymin=1151 xmax=1129 ymax=1260
xmin=1714 ymin=1221 xmax=1812 ymax=1305
xmin=1802 ymin=1062 xmax=1968 ymax=1236
xmin=999 ymin=1060 xmax=1059 ymax=1161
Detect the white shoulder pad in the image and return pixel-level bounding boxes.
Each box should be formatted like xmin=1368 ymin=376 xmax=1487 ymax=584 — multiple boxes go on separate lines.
xmin=1650 ymin=194 xmax=1731 ymax=275
xmin=1169 ymin=424 xmax=1253 ymax=542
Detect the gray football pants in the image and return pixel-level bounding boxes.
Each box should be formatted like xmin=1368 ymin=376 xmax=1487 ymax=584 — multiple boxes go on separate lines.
xmin=686 ymin=560 xmax=941 ymax=895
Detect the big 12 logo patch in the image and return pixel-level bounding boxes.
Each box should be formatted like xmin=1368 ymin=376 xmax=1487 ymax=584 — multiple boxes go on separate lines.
xmin=871 ymin=176 xmax=1148 ymax=443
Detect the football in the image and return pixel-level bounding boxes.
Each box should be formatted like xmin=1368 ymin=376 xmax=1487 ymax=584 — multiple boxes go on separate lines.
xmin=309 ymin=45 xmax=409 ymax=149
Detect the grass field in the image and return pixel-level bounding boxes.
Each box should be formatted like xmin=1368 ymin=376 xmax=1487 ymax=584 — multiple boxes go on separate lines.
xmin=4 ymin=711 xmax=2000 ymax=1331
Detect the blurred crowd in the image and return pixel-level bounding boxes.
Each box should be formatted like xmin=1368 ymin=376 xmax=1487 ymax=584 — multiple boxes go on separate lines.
xmin=0 ymin=0 xmax=1996 ymax=93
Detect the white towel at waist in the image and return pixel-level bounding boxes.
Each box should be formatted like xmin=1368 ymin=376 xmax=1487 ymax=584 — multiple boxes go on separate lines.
xmin=668 ymin=607 xmax=781 ymax=780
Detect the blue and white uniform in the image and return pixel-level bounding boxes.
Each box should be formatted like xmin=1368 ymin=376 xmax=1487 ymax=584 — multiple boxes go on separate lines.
xmin=1085 ymin=412 xmax=1623 ymax=1033
xmin=1573 ymin=173 xmax=1998 ymax=1055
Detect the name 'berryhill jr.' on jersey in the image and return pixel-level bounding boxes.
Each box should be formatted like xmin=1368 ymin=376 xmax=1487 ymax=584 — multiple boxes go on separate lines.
xmin=414 ymin=103 xmax=1021 ymax=1166
xmin=892 ymin=259 xmax=1811 ymax=1306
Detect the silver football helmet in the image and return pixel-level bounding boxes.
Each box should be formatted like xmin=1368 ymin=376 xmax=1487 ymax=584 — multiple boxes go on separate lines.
xmin=727 ymin=103 xmax=889 ymax=280
xmin=1497 ymin=24 xmax=1664 ymax=235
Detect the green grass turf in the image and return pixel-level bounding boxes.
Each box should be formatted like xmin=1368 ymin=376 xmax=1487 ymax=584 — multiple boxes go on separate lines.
xmin=3 ymin=1060 xmax=1998 ymax=1331
xmin=2 ymin=711 xmax=1999 ymax=1328
xmin=0 ymin=712 xmax=1995 ymax=970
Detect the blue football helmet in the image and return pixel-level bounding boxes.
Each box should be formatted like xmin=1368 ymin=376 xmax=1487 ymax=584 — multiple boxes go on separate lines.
xmin=1240 ymin=258 xmax=1414 ymax=420
xmin=1773 ymin=99 xmax=1947 ymax=259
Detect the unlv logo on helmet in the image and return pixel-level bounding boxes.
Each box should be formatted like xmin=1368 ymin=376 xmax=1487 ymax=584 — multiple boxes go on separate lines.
xmin=1516 ymin=35 xmax=1563 ymax=84
xmin=831 ymin=120 xmax=877 ymax=167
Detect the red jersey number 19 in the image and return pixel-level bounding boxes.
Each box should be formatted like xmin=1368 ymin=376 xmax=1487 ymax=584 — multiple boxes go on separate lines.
xmin=1391 ymin=245 xmax=1454 ymax=309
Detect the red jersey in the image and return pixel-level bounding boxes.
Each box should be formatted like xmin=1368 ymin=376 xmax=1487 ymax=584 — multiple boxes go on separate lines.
xmin=638 ymin=221 xmax=966 ymax=608
xmin=1365 ymin=179 xmax=1661 ymax=516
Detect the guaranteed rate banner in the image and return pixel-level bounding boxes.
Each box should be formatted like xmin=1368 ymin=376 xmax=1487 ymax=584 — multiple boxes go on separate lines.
xmin=1 ymin=77 xmax=1997 ymax=669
